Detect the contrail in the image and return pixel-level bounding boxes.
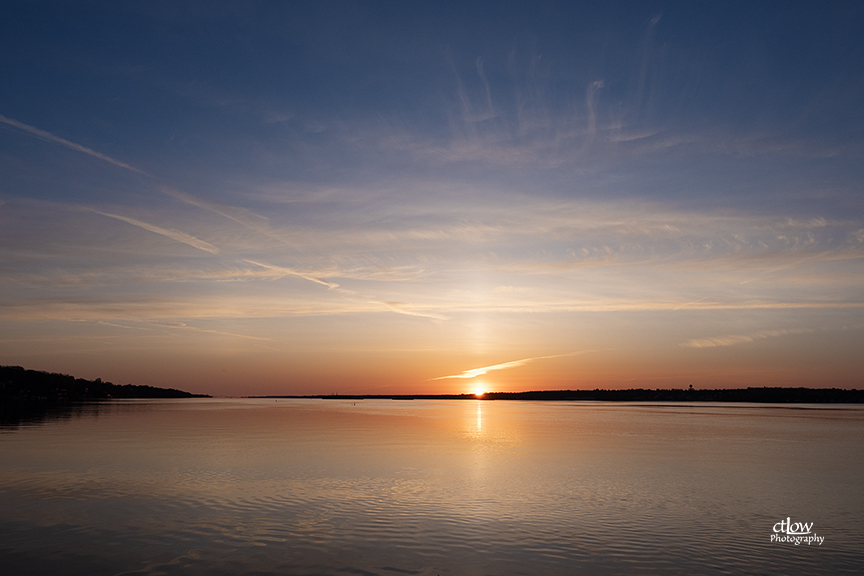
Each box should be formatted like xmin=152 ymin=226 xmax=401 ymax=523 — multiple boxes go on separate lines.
xmin=161 ymin=187 xmax=282 ymax=241
xmin=153 ymin=322 xmax=274 ymax=342
xmin=243 ymin=259 xmax=339 ymax=289
xmin=244 ymin=260 xmax=447 ymax=320
xmin=163 ymin=186 xmax=299 ymax=246
xmin=90 ymin=210 xmax=220 ymax=254
xmin=430 ymin=351 xmax=591 ymax=380
xmin=380 ymin=301 xmax=447 ymax=321
xmin=673 ymin=296 xmax=709 ymax=310
xmin=0 ymin=114 xmax=149 ymax=175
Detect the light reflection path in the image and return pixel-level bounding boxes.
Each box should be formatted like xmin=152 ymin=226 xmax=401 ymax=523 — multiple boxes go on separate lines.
xmin=0 ymin=399 xmax=862 ymax=575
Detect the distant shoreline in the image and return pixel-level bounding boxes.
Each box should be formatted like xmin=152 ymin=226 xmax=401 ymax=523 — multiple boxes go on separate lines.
xmin=252 ymin=388 xmax=864 ymax=403
xmin=3 ymin=364 xmax=861 ymax=404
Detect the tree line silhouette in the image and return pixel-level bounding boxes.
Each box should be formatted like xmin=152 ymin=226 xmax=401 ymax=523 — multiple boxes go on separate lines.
xmin=1 ymin=365 xmax=210 ymax=428
xmin=0 ymin=365 xmax=209 ymax=400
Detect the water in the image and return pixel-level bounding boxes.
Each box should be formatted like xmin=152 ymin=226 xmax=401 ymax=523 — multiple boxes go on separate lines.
xmin=1 ymin=399 xmax=862 ymax=575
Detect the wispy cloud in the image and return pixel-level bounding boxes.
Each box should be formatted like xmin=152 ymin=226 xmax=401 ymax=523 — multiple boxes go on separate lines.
xmin=673 ymin=297 xmax=710 ymax=310
xmin=1 ymin=261 xmax=429 ymax=288
xmin=151 ymin=321 xmax=275 ymax=342
xmin=429 ymin=351 xmax=590 ymax=380
xmin=0 ymin=114 xmax=149 ymax=175
xmin=160 ymin=187 xmax=290 ymax=243
xmin=90 ymin=209 xmax=220 ymax=254
xmin=379 ymin=301 xmax=446 ymax=321
xmin=680 ymin=328 xmax=813 ymax=349
xmin=243 ymin=259 xmax=338 ymax=288
xmin=244 ymin=259 xmax=447 ymax=320
xmin=248 ymin=184 xmax=864 ymax=266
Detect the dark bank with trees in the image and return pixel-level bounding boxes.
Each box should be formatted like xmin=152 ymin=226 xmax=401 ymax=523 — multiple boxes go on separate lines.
xmin=0 ymin=365 xmax=209 ymax=428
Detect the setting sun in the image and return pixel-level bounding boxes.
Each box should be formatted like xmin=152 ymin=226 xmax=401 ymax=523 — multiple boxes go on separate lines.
xmin=473 ymin=386 xmax=486 ymax=397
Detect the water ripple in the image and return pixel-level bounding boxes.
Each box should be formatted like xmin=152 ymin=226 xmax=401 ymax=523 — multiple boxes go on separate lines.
xmin=1 ymin=399 xmax=862 ymax=575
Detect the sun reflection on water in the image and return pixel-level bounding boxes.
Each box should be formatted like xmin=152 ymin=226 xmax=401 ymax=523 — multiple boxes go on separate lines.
xmin=2 ymin=400 xmax=861 ymax=575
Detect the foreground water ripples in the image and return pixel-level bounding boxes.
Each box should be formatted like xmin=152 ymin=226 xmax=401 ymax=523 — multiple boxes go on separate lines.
xmin=2 ymin=399 xmax=863 ymax=575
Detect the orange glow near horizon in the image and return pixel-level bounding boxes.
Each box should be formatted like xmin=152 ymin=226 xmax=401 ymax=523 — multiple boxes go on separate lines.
xmin=2 ymin=4 xmax=864 ymax=399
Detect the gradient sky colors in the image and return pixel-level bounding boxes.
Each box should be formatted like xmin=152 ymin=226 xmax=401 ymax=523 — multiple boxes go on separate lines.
xmin=2 ymin=1 xmax=863 ymax=396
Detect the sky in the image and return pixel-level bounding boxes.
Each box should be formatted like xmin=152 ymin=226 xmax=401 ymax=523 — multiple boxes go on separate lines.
xmin=1 ymin=1 xmax=863 ymax=396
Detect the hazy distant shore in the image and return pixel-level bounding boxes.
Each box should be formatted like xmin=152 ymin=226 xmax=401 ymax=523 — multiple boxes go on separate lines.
xmin=255 ymin=388 xmax=864 ymax=403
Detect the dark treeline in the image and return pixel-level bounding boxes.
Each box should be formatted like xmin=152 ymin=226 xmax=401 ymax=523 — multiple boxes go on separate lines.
xmin=1 ymin=365 xmax=210 ymax=428
xmin=482 ymin=388 xmax=864 ymax=402
xmin=264 ymin=387 xmax=864 ymax=403
xmin=0 ymin=365 xmax=210 ymax=400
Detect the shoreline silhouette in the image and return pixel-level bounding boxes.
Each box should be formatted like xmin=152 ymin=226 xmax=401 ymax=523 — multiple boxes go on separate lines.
xmin=254 ymin=388 xmax=864 ymax=403
xmin=1 ymin=365 xmax=210 ymax=428
xmin=3 ymin=365 xmax=861 ymax=408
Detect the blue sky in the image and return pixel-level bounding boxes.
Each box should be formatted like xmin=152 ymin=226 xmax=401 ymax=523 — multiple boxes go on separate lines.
xmin=1 ymin=1 xmax=863 ymax=395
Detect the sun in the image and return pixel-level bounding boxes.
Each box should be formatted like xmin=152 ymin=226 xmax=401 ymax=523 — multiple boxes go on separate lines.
xmin=473 ymin=385 xmax=486 ymax=397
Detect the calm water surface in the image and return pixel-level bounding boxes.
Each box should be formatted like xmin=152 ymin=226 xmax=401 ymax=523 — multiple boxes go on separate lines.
xmin=1 ymin=399 xmax=862 ymax=575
